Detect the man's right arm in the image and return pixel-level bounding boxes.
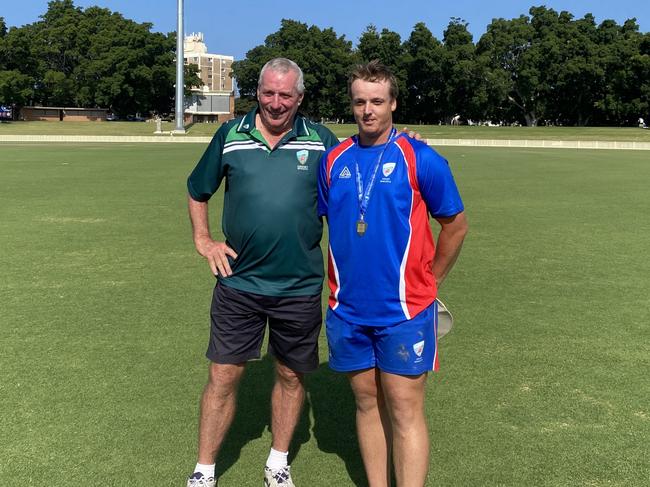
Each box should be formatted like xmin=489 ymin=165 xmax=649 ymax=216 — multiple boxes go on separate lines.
xmin=188 ymin=195 xmax=238 ymax=277
xmin=186 ymin=122 xmax=237 ymax=277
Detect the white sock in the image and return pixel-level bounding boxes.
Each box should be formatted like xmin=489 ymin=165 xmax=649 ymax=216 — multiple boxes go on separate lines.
xmin=265 ymin=448 xmax=288 ymax=469
xmin=194 ymin=463 xmax=215 ymax=479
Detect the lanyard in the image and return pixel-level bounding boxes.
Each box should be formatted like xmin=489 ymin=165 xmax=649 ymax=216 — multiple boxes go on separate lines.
xmin=354 ymin=127 xmax=397 ymax=223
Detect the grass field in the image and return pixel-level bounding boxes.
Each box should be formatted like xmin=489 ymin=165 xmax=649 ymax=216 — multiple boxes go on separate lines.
xmin=1 ymin=142 xmax=649 ymax=486
xmin=3 ymin=120 xmax=650 ymax=141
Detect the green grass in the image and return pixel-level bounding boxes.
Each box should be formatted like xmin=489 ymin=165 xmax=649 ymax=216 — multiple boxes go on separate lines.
xmin=1 ymin=143 xmax=649 ymax=486
xmin=0 ymin=120 xmax=182 ymax=135
xmin=3 ymin=120 xmax=650 ymax=141
xmin=326 ymin=124 xmax=650 ymax=141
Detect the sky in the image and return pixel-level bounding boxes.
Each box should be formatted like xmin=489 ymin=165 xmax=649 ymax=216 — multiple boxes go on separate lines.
xmin=2 ymin=0 xmax=649 ymax=60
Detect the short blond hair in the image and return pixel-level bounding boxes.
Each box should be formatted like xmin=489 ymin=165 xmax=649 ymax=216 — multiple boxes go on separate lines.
xmin=348 ymin=60 xmax=398 ymax=100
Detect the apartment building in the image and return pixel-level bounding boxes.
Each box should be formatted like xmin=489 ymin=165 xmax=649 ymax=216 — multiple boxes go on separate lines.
xmin=184 ymin=32 xmax=235 ymax=123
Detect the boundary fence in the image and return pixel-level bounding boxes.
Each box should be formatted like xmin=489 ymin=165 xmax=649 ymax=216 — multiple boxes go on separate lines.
xmin=2 ymin=134 xmax=650 ymax=150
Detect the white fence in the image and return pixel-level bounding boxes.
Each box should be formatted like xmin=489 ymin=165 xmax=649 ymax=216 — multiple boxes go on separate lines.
xmin=2 ymin=134 xmax=650 ymax=150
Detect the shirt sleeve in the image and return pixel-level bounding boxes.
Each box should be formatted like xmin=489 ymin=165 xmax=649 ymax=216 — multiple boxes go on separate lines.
xmin=315 ymin=124 xmax=341 ymax=151
xmin=317 ymin=149 xmax=331 ymax=217
xmin=416 ymin=145 xmax=464 ymax=218
xmin=323 ymin=129 xmax=341 ymax=151
xmin=186 ymin=125 xmax=228 ymax=202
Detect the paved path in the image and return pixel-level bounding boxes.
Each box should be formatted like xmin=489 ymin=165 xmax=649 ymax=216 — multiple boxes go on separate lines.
xmin=2 ymin=134 xmax=650 ymax=150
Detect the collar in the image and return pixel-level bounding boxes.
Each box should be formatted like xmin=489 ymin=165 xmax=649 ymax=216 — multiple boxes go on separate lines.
xmin=236 ymin=107 xmax=310 ymax=138
xmin=352 ymin=127 xmax=402 ymax=148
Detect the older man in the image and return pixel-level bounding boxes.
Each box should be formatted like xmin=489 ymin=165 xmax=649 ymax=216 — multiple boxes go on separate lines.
xmin=185 ymin=58 xmax=339 ymax=487
xmin=318 ymin=61 xmax=468 ymax=486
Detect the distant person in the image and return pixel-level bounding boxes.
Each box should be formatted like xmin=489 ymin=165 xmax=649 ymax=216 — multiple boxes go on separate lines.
xmin=318 ymin=61 xmax=468 ymax=487
xmin=185 ymin=57 xmax=339 ymax=487
xmin=639 ymin=117 xmax=646 ymax=129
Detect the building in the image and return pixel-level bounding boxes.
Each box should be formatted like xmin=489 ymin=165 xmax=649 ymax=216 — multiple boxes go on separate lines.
xmin=20 ymin=107 xmax=108 ymax=122
xmin=184 ymin=32 xmax=234 ymax=123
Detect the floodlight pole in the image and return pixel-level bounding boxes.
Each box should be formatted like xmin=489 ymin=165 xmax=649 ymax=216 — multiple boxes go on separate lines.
xmin=174 ymin=0 xmax=186 ymax=133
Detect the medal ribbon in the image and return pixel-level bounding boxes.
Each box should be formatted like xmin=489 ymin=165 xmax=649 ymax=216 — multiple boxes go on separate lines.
xmin=354 ymin=128 xmax=397 ymax=222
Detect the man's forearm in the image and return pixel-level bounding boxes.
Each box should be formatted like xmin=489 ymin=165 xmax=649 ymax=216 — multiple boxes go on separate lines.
xmin=187 ymin=194 xmax=237 ymax=276
xmin=188 ymin=195 xmax=211 ymax=244
xmin=432 ymin=213 xmax=468 ymax=288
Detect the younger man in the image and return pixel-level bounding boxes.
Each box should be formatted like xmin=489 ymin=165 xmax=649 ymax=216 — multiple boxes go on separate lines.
xmin=318 ymin=61 xmax=468 ymax=487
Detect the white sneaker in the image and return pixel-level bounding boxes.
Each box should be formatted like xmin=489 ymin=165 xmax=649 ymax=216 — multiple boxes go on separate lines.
xmin=186 ymin=472 xmax=217 ymax=487
xmin=264 ymin=466 xmax=295 ymax=487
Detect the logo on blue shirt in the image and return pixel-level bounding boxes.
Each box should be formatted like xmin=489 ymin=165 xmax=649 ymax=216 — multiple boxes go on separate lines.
xmin=382 ymin=162 xmax=396 ymax=177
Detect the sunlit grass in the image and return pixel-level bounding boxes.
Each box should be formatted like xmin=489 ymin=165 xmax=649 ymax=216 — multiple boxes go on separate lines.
xmin=2 ymin=120 xmax=650 ymax=141
xmin=1 ymin=143 xmax=648 ymax=486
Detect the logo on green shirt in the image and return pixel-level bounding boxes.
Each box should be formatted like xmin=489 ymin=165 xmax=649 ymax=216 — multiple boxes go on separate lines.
xmin=296 ymin=150 xmax=308 ymax=165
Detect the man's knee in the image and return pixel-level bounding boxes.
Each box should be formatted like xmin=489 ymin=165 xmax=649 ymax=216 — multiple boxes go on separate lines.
xmin=348 ymin=370 xmax=382 ymax=413
xmin=275 ymin=361 xmax=304 ymax=391
xmin=205 ymin=362 xmax=245 ymax=397
xmin=354 ymin=391 xmax=382 ymax=415
xmin=388 ymin=397 xmax=423 ymax=430
xmin=382 ymin=374 xmax=426 ymax=427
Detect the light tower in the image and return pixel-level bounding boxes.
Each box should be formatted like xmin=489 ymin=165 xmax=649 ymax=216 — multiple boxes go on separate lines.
xmin=174 ymin=0 xmax=186 ymax=133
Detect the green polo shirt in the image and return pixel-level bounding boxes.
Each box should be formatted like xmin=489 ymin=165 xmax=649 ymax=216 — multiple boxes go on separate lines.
xmin=187 ymin=109 xmax=339 ymax=297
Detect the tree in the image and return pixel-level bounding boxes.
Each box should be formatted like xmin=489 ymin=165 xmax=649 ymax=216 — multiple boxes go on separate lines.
xmin=593 ymin=19 xmax=648 ymax=125
xmin=0 ymin=17 xmax=6 ymax=71
xmin=523 ymin=6 xmax=607 ymax=126
xmin=437 ymin=18 xmax=489 ymax=124
xmin=357 ymin=25 xmax=409 ymax=120
xmin=2 ymin=22 xmax=40 ymax=78
xmin=35 ymin=0 xmax=84 ymax=77
xmin=4 ymin=4 xmax=649 ymax=125
xmin=476 ymin=7 xmax=648 ymax=126
xmin=0 ymin=22 xmax=39 ymax=108
xmin=0 ymin=70 xmax=34 ymax=106
xmin=543 ymin=12 xmax=603 ymax=126
xmin=403 ymin=23 xmax=444 ymax=123
xmin=0 ymin=0 xmax=200 ymax=115
xmin=71 ymin=6 xmax=182 ymax=115
xmin=234 ymin=96 xmax=257 ymax=116
xmin=477 ymin=12 xmax=544 ymax=126
xmin=232 ymin=19 xmax=355 ymax=120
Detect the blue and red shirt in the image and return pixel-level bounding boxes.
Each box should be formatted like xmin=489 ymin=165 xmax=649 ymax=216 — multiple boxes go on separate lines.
xmin=318 ymin=133 xmax=464 ymax=326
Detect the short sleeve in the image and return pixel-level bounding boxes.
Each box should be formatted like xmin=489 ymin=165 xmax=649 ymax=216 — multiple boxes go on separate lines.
xmin=186 ymin=124 xmax=228 ymax=202
xmin=317 ymin=151 xmax=330 ymax=217
xmin=416 ymin=146 xmax=464 ymax=218
xmin=322 ymin=127 xmax=340 ymax=151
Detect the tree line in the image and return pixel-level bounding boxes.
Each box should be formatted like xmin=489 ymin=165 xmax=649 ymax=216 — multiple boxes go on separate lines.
xmin=233 ymin=7 xmax=650 ymax=126
xmin=1 ymin=2 xmax=648 ymax=125
xmin=0 ymin=0 xmax=199 ymax=117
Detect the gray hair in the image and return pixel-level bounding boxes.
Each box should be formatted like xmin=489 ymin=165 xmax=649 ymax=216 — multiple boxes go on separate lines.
xmin=258 ymin=58 xmax=305 ymax=95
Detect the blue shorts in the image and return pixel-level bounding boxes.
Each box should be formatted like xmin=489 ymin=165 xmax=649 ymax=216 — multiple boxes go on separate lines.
xmin=325 ymin=301 xmax=438 ymax=375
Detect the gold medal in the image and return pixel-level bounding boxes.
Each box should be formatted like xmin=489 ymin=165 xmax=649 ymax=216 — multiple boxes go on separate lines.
xmin=356 ymin=220 xmax=367 ymax=236
xmin=353 ymin=129 xmax=396 ymax=239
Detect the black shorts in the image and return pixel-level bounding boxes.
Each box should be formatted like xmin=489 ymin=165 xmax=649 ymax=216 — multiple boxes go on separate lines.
xmin=206 ymin=281 xmax=322 ymax=373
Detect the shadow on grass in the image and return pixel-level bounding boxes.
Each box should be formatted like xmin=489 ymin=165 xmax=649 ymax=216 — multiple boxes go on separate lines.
xmin=214 ymin=354 xmax=274 ymax=478
xmin=215 ymin=355 xmax=366 ymax=486
xmin=304 ymin=363 xmax=367 ymax=487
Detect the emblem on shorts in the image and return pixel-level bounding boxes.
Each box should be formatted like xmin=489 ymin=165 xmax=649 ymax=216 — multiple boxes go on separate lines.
xmin=297 ymin=150 xmax=309 ymax=164
xmin=382 ymin=162 xmax=396 ymax=177
xmin=413 ymin=340 xmax=425 ymax=357
xmin=397 ymin=344 xmax=410 ymax=362
xmin=339 ymin=166 xmax=352 ymax=179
